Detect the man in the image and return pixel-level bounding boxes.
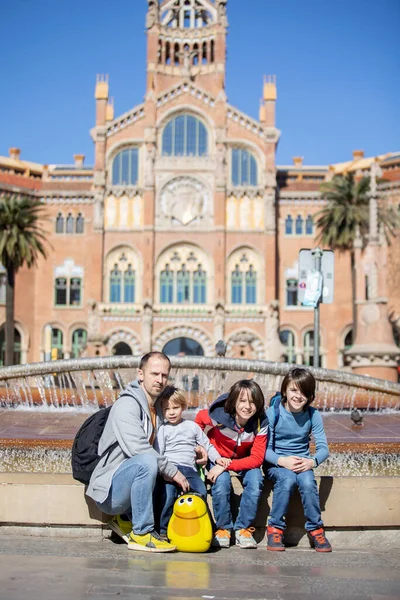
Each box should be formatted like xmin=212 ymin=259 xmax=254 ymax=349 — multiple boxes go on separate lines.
xmin=86 ymin=351 xmax=191 ymax=553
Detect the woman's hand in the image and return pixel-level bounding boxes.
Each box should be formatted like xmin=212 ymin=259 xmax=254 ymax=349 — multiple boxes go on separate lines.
xmin=172 ymin=470 xmax=190 ymax=492
xmin=216 ymin=457 xmax=231 ymax=468
xmin=292 ymin=458 xmax=314 ymax=473
xmin=207 ymin=464 xmax=225 ymax=483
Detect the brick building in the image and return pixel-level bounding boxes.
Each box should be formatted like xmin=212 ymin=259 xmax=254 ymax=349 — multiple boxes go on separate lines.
xmin=0 ymin=0 xmax=399 ymax=376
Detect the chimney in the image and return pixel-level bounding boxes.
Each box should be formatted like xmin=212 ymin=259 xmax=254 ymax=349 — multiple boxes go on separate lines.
xmin=292 ymin=156 xmax=304 ymax=168
xmin=352 ymin=150 xmax=364 ymax=160
xmin=73 ymin=154 xmax=85 ymax=168
xmin=9 ymin=148 xmax=21 ymax=160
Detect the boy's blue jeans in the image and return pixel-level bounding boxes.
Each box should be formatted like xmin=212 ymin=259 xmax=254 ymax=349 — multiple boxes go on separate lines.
xmin=266 ymin=465 xmax=323 ymax=531
xmin=159 ymin=465 xmax=206 ymax=534
xmin=211 ymin=468 xmax=264 ymax=531
xmin=96 ymin=454 xmax=158 ymax=535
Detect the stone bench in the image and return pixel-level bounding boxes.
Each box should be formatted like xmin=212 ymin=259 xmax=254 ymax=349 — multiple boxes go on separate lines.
xmin=1 ymin=473 xmax=399 ymax=537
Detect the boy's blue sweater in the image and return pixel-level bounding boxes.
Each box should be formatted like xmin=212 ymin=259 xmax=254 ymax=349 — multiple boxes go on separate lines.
xmin=265 ymin=403 xmax=329 ymax=467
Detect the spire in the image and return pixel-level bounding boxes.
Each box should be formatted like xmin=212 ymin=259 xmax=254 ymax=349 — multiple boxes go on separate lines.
xmin=263 ymin=75 xmax=277 ymax=101
xmin=95 ymin=74 xmax=109 ymax=100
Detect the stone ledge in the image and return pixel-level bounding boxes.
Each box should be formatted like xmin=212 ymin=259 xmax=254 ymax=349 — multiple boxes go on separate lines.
xmin=0 ymin=473 xmax=399 ymax=529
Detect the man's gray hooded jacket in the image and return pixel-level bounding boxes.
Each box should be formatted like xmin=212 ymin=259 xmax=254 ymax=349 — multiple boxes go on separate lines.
xmin=86 ymin=379 xmax=178 ymax=503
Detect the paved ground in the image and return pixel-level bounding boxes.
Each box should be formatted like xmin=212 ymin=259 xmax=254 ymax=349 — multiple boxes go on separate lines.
xmin=0 ymin=535 xmax=399 ymax=600
xmin=0 ymin=409 xmax=399 ymax=447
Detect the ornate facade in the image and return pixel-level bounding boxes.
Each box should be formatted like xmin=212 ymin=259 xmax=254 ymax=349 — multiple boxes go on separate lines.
xmin=0 ymin=0 xmax=399 ymax=378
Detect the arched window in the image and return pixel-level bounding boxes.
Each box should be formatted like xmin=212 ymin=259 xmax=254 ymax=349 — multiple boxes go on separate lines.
xmin=51 ymin=327 xmax=64 ymax=360
xmin=71 ymin=328 xmax=87 ymax=359
xmin=193 ymin=265 xmax=206 ymax=304
xmin=286 ymin=279 xmax=298 ymax=306
xmin=0 ymin=326 xmax=21 ymax=366
xmin=55 ymin=213 xmax=64 ymax=234
xmin=160 ymin=265 xmax=174 ymax=303
xmin=231 ymin=265 xmax=243 ymax=304
xmin=279 ymin=330 xmax=296 ymax=364
xmin=305 ymin=214 xmax=313 ymax=235
xmin=285 ymin=215 xmax=293 ymax=235
xmin=210 ymin=39 xmax=215 ymax=62
xmin=123 ymin=264 xmax=135 ymax=303
xmin=76 ymin=213 xmax=84 ymax=234
xmin=344 ymin=330 xmax=353 ymax=349
xmin=202 ymin=41 xmax=207 ymax=64
xmin=162 ymin=114 xmax=208 ymax=157
xmin=70 ymin=278 xmax=82 ymax=306
xmin=231 ymin=148 xmax=258 ymax=186
xmin=177 ymin=265 xmax=190 ymax=303
xmin=193 ymin=43 xmax=199 ymax=65
xmin=303 ymin=330 xmax=321 ymax=367
xmin=112 ymin=148 xmax=139 ymax=186
xmin=66 ymin=213 xmax=74 ymax=234
xmin=245 ymin=265 xmax=257 ymax=304
xmin=110 ymin=264 xmax=122 ymax=303
xmin=55 ymin=278 xmax=67 ymax=306
xmin=295 ymin=215 xmax=304 ymax=235
xmin=158 ymin=247 xmax=208 ymax=305
xmin=165 ymin=41 xmax=171 ymax=64
xmin=174 ymin=42 xmax=180 ymax=65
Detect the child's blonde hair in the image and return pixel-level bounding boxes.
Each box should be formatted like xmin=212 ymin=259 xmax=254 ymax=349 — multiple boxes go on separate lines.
xmin=158 ymin=385 xmax=188 ymax=411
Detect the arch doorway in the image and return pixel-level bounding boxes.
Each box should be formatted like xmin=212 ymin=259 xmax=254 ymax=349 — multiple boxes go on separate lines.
xmin=0 ymin=327 xmax=21 ymax=366
xmin=162 ymin=337 xmax=204 ymax=356
xmin=112 ymin=341 xmax=132 ymax=356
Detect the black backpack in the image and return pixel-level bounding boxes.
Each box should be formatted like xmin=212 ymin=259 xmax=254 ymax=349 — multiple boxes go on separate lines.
xmin=71 ymin=406 xmax=119 ymax=485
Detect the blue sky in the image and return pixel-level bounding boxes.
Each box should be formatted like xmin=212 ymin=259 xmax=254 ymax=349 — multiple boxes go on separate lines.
xmin=0 ymin=0 xmax=399 ymax=166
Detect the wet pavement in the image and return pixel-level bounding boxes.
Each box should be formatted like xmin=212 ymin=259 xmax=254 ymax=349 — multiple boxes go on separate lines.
xmin=0 ymin=409 xmax=399 ymax=449
xmin=0 ymin=535 xmax=399 ymax=600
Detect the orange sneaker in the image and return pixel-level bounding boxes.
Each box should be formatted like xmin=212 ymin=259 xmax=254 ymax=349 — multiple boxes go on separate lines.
xmin=235 ymin=527 xmax=257 ymax=549
xmin=267 ymin=526 xmax=285 ymax=551
xmin=308 ymin=528 xmax=332 ymax=552
xmin=211 ymin=528 xmax=231 ymax=548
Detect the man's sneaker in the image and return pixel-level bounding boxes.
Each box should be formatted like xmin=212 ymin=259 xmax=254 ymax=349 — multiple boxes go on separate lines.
xmin=108 ymin=514 xmax=132 ymax=544
xmin=211 ymin=529 xmax=231 ymax=548
xmin=127 ymin=530 xmax=176 ymax=553
xmin=308 ymin=528 xmax=332 ymax=552
xmin=266 ymin=526 xmax=285 ymax=551
xmin=235 ymin=527 xmax=257 ymax=549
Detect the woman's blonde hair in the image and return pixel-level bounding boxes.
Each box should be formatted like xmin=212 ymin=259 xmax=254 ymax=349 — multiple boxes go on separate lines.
xmin=158 ymin=385 xmax=188 ymax=411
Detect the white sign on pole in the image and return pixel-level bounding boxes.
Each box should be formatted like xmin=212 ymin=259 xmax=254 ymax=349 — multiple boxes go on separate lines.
xmin=298 ymin=249 xmax=334 ymax=305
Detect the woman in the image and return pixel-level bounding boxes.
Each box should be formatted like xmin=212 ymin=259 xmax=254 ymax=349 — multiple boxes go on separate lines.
xmin=195 ymin=379 xmax=268 ymax=549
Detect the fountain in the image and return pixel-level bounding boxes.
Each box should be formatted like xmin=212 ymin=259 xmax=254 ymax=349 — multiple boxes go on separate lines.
xmin=0 ymin=356 xmax=399 ymax=538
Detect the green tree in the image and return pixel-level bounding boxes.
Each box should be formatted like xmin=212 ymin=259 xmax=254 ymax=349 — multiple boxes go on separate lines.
xmin=315 ymin=172 xmax=399 ymax=340
xmin=0 ymin=195 xmax=49 ymax=366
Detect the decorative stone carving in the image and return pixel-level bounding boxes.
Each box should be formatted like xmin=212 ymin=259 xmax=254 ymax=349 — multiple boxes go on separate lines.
xmin=217 ymin=0 xmax=228 ymax=27
xmin=141 ymin=303 xmax=153 ymax=353
xmin=214 ymin=304 xmax=225 ymax=343
xmin=216 ymin=145 xmax=226 ymax=187
xmin=87 ymin=300 xmax=102 ymax=344
xmin=146 ymin=0 xmax=158 ymax=29
xmin=144 ymin=144 xmax=156 ymax=188
xmin=265 ymin=301 xmax=285 ymax=362
xmin=226 ymin=330 xmax=265 ymax=360
xmin=158 ymin=177 xmax=212 ymax=228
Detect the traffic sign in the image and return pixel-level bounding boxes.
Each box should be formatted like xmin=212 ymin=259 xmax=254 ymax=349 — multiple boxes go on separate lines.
xmin=298 ymin=249 xmax=334 ymax=305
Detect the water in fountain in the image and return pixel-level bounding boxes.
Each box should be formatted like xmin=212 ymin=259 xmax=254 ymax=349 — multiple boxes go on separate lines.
xmin=0 ymin=356 xmax=399 ymax=476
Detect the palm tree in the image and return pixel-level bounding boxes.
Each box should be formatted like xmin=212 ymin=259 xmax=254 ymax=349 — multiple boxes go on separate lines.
xmin=315 ymin=172 xmax=399 ymax=340
xmin=0 ymin=195 xmax=49 ymax=366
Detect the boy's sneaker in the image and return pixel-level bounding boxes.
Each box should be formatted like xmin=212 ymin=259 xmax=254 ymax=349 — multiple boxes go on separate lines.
xmin=308 ymin=528 xmax=332 ymax=552
xmin=127 ymin=530 xmax=176 ymax=553
xmin=235 ymin=527 xmax=257 ymax=549
xmin=108 ymin=514 xmax=132 ymax=544
xmin=211 ymin=529 xmax=231 ymax=548
xmin=266 ymin=526 xmax=285 ymax=551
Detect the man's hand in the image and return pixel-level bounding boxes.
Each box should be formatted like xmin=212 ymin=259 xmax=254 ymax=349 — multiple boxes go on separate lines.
xmin=172 ymin=470 xmax=190 ymax=492
xmin=194 ymin=445 xmax=208 ymax=466
xmin=216 ymin=457 xmax=231 ymax=468
xmin=207 ymin=464 xmax=225 ymax=483
xmin=277 ymin=456 xmax=304 ymax=471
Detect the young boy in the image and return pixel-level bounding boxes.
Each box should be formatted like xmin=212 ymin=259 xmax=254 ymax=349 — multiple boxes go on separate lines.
xmin=155 ymin=386 xmax=230 ymax=536
xmin=265 ymin=367 xmax=332 ymax=552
